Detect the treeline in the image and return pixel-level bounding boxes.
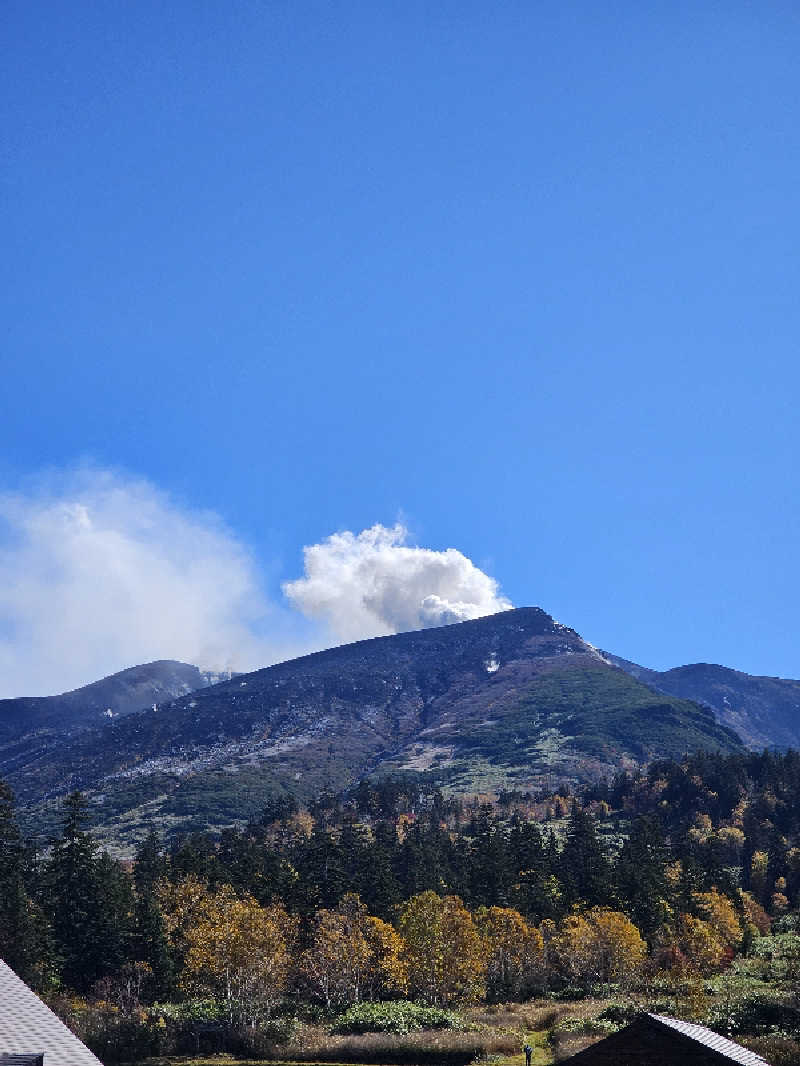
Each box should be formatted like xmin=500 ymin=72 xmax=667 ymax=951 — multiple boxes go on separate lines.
xmin=2 ymin=749 xmax=800 ymax=1008
xmin=167 ymin=750 xmax=800 ymax=930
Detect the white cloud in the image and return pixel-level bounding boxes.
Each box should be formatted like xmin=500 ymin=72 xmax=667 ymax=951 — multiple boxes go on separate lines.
xmin=283 ymin=523 xmax=512 ymax=643
xmin=0 ymin=473 xmax=512 ymax=698
xmin=0 ymin=469 xmax=290 ymax=697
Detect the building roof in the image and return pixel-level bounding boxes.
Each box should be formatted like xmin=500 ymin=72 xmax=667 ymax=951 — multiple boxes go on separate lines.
xmin=647 ymin=1014 xmax=769 ymax=1066
xmin=562 ymin=1012 xmax=772 ymax=1066
xmin=0 ymin=960 xmax=103 ymax=1066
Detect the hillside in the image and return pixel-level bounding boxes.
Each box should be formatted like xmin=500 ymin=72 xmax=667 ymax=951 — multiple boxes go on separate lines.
xmin=603 ymin=652 xmax=800 ymax=750
xmin=2 ymin=608 xmax=743 ymax=846
xmin=0 ymin=660 xmax=223 ymax=740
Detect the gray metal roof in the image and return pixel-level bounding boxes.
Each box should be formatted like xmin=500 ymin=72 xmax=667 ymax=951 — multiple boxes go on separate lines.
xmin=0 ymin=960 xmax=103 ymax=1066
xmin=649 ymin=1014 xmax=769 ymax=1066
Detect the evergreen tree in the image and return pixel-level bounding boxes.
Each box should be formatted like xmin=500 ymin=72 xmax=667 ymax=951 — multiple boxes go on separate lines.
xmin=358 ymin=820 xmax=401 ymax=919
xmin=466 ymin=807 xmax=511 ymax=908
xmin=559 ymin=803 xmax=610 ymax=908
xmin=169 ymin=832 xmax=219 ymax=884
xmin=396 ymin=819 xmax=458 ymax=899
xmin=0 ymin=782 xmax=50 ymax=986
xmin=133 ymin=830 xmax=173 ymax=996
xmin=614 ymin=816 xmax=670 ymax=943
xmin=44 ymin=791 xmax=127 ymax=991
xmin=296 ymin=828 xmax=349 ymax=911
xmin=93 ymin=851 xmax=135 ymax=975
xmin=674 ymin=845 xmax=706 ymax=914
xmin=508 ymin=815 xmax=545 ymax=875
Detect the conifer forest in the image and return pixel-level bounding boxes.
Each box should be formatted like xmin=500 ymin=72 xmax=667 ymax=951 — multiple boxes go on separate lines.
xmin=4 ymin=751 xmax=800 ymax=1064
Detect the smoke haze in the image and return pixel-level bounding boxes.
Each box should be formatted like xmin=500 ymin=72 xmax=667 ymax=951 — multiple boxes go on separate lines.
xmin=0 ymin=470 xmax=283 ymax=697
xmin=0 ymin=472 xmax=511 ymax=697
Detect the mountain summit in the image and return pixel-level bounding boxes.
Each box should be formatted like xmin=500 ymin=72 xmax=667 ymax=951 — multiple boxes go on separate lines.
xmin=2 ymin=607 xmax=743 ymax=846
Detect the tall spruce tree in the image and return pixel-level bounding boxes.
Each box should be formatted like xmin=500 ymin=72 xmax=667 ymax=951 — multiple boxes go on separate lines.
xmin=0 ymin=782 xmax=50 ymax=985
xmin=358 ymin=820 xmax=401 ymax=919
xmin=133 ymin=830 xmax=173 ymax=997
xmin=508 ymin=817 xmax=561 ymax=920
xmin=614 ymin=816 xmax=670 ymax=943
xmin=45 ymin=791 xmax=129 ymax=992
xmin=559 ymin=802 xmax=610 ymax=908
xmin=94 ymin=851 xmax=135 ymax=973
xmin=466 ymin=807 xmax=511 ymax=908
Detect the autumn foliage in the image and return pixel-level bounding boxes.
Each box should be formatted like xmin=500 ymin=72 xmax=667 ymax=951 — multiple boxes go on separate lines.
xmin=396 ymin=892 xmax=486 ymax=1006
xmin=155 ymin=882 xmax=651 ymax=1012
xmin=299 ymin=893 xmax=406 ymax=1008
xmin=551 ymin=908 xmax=647 ymax=987
xmin=159 ymin=878 xmax=296 ymax=1023
xmin=10 ymin=747 xmax=800 ymax=1021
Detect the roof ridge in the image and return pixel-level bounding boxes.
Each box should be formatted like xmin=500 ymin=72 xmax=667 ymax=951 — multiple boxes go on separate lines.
xmin=646 ymin=1013 xmax=769 ymax=1066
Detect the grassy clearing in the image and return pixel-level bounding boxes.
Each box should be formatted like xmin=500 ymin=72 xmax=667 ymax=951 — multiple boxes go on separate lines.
xmin=130 ymin=998 xmax=617 ymax=1066
xmin=128 ymin=985 xmax=800 ymax=1066
xmin=269 ymin=1023 xmax=518 ymax=1065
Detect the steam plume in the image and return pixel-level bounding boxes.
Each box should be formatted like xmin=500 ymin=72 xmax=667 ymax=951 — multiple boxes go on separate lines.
xmin=283 ymin=523 xmax=512 ymax=643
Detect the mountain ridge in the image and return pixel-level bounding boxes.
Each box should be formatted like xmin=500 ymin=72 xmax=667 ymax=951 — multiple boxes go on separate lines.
xmin=601 ymin=651 xmax=800 ymax=750
xmin=0 ymin=608 xmax=745 ymax=848
xmin=0 ymin=659 xmax=226 ymax=741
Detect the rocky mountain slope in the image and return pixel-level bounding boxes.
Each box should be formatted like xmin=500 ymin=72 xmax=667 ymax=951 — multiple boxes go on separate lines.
xmin=1 ymin=608 xmax=743 ymax=847
xmin=602 ymin=652 xmax=800 ymax=750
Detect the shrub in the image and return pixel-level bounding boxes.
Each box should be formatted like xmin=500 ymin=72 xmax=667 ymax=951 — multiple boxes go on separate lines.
xmin=549 ymin=1017 xmax=618 ymax=1062
xmin=333 ymin=1000 xmax=464 ymax=1035
xmin=50 ymin=1001 xmax=165 ymax=1065
xmin=772 ymin=913 xmax=800 ymax=935
xmin=550 ymin=1018 xmax=617 ymax=1040
xmin=227 ymin=1017 xmax=299 ymax=1058
xmin=750 ymin=933 xmax=800 ymax=979
xmin=704 ymin=995 xmax=800 ymax=1036
xmin=740 ymin=1035 xmax=800 ymax=1066
xmin=598 ymin=1003 xmax=638 ymax=1026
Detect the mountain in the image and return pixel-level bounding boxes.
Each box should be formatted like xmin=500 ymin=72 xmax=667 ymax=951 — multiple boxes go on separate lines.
xmin=602 ymin=652 xmax=800 ymax=750
xmin=1 ymin=608 xmax=743 ymax=848
xmin=0 ymin=660 xmax=224 ymax=741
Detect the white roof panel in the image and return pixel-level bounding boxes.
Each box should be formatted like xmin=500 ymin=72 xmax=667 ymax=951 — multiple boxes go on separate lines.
xmin=0 ymin=960 xmax=103 ymax=1066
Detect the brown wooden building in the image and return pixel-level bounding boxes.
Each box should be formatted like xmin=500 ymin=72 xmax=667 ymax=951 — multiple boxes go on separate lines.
xmin=562 ymin=1014 xmax=769 ymax=1066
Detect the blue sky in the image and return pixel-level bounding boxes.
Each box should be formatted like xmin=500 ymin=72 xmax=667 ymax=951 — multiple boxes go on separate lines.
xmin=2 ymin=2 xmax=800 ymax=693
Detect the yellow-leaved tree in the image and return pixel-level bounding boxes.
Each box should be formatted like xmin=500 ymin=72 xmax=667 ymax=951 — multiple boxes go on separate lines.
xmin=300 ymin=893 xmax=406 ymax=1009
xmin=475 ymin=906 xmax=545 ymax=1001
xmin=675 ymin=914 xmax=726 ymax=974
xmin=160 ymin=877 xmax=297 ymax=1025
xmin=551 ymin=908 xmax=646 ymax=988
xmin=692 ymin=887 xmax=742 ymax=955
xmin=396 ymin=891 xmax=487 ymax=1005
